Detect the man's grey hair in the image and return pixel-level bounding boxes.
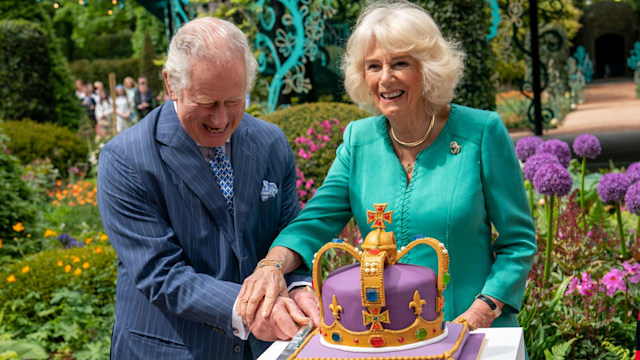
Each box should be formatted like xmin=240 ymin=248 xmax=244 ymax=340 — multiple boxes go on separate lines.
xmin=164 ymin=17 xmax=258 ymax=98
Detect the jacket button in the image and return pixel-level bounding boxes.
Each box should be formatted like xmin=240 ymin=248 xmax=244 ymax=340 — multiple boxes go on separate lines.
xmin=233 ymin=344 xmax=242 ymax=353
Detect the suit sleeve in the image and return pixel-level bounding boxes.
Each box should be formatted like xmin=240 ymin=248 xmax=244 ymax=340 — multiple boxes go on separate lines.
xmin=97 ymin=143 xmax=241 ymax=335
xmin=479 ymin=112 xmax=537 ymax=312
xmin=271 ymin=122 xmax=355 ymax=273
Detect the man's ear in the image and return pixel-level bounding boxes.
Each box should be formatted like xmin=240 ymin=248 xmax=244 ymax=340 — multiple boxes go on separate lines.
xmin=163 ymin=70 xmax=179 ymax=101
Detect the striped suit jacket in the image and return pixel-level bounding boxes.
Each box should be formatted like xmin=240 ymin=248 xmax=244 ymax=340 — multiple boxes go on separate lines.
xmin=97 ymin=100 xmax=300 ymax=359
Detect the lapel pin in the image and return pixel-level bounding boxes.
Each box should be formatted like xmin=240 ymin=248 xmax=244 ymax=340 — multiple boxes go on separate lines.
xmin=450 ymin=141 xmax=461 ymax=155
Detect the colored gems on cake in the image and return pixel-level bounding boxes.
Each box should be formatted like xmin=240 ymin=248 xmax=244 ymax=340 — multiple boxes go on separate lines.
xmin=331 ymin=332 xmax=342 ymax=343
xmin=415 ymin=328 xmax=427 ymax=340
xmin=370 ymin=336 xmax=385 ymax=347
xmin=366 ymin=288 xmax=379 ymax=302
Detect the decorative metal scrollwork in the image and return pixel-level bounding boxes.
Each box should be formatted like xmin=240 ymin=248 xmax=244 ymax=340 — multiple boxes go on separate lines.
xmin=253 ymin=0 xmax=336 ymax=113
xmin=498 ymin=0 xmax=567 ymax=133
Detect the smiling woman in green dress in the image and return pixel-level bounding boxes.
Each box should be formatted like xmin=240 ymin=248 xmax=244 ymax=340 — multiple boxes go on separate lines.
xmin=238 ymin=0 xmax=536 ymax=332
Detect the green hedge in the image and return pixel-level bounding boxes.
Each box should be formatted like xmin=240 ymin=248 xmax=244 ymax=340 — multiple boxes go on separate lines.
xmin=69 ymin=57 xmax=140 ymax=90
xmin=1 ymin=120 xmax=88 ymax=173
xmin=0 ymin=2 xmax=82 ymax=129
xmin=0 ymin=20 xmax=57 ymax=124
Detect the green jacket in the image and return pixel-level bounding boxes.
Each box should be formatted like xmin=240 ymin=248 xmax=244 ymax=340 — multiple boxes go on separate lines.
xmin=273 ymin=104 xmax=536 ymax=327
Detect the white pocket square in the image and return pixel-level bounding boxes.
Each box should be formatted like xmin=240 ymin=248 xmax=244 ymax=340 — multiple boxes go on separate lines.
xmin=261 ymin=180 xmax=278 ymax=201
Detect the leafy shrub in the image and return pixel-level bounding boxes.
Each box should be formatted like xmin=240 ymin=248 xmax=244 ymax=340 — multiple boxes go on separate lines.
xmin=1 ymin=120 xmax=88 ymax=173
xmin=77 ymin=29 xmax=134 ymax=60
xmin=0 ymin=2 xmax=82 ymax=129
xmin=0 ymin=130 xmax=41 ymax=256
xmin=69 ymin=57 xmax=140 ymax=90
xmin=0 ymin=20 xmax=56 ymax=124
xmin=0 ymin=244 xmax=116 ymax=358
xmin=262 ymin=102 xmax=370 ymax=205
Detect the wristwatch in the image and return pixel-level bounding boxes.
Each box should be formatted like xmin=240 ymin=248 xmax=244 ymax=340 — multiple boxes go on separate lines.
xmin=475 ymin=294 xmax=502 ymax=318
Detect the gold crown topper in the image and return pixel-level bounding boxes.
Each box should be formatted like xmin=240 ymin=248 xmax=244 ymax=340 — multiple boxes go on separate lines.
xmin=310 ymin=203 xmax=457 ymax=350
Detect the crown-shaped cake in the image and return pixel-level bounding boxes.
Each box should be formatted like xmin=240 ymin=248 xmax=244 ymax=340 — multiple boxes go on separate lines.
xmin=305 ymin=203 xmax=465 ymax=352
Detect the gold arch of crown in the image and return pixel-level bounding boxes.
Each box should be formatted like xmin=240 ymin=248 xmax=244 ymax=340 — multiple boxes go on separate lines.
xmin=310 ymin=203 xmax=453 ymax=349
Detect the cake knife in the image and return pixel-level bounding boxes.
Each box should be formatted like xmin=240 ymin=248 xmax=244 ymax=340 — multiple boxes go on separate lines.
xmin=275 ymin=322 xmax=314 ymax=360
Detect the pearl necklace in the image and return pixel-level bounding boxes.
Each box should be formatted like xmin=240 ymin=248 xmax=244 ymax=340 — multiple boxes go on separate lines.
xmin=390 ymin=114 xmax=435 ymax=148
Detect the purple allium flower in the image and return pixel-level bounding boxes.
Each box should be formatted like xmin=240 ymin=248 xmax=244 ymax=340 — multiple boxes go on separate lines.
xmin=602 ymin=268 xmax=627 ymax=297
xmin=597 ymin=172 xmax=632 ymax=204
xmin=572 ymin=134 xmax=601 ymax=159
xmin=515 ymin=136 xmax=543 ymax=162
xmin=578 ymin=272 xmax=596 ymax=296
xmin=626 ymin=182 xmax=640 ymax=214
xmin=532 ymin=163 xmax=573 ymax=196
xmin=627 ymin=162 xmax=640 ymax=184
xmin=537 ymin=139 xmax=572 ymax=168
xmin=523 ymin=153 xmax=559 ymax=181
xmin=623 ymin=261 xmax=640 ymax=284
xmin=566 ymin=276 xmax=580 ymax=295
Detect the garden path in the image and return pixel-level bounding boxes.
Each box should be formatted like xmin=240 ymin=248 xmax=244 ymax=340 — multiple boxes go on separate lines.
xmin=510 ymin=78 xmax=640 ymax=169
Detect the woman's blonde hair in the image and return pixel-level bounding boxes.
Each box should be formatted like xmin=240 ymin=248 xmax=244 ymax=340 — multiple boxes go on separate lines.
xmin=342 ymin=0 xmax=465 ymax=116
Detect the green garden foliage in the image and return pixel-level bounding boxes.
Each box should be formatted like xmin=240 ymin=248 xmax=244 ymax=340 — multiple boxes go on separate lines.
xmin=0 ymin=120 xmax=88 ymax=174
xmin=139 ymin=30 xmax=164 ymax=94
xmin=0 ymin=2 xmax=82 ymax=129
xmin=262 ymin=102 xmax=370 ymax=204
xmin=0 ymin=245 xmax=117 ymax=358
xmin=262 ymin=102 xmax=370 ymax=149
xmin=69 ymin=57 xmax=140 ymax=89
xmin=419 ymin=0 xmax=497 ymax=111
xmin=0 ymin=131 xmax=40 ymax=256
xmin=0 ymin=20 xmax=56 ymax=125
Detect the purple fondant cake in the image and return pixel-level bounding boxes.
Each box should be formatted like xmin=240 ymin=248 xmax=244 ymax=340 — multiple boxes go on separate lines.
xmin=288 ymin=203 xmax=483 ymax=359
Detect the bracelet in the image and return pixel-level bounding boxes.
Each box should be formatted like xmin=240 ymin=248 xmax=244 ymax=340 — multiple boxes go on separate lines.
xmin=256 ymin=258 xmax=285 ymax=272
xmin=475 ymin=294 xmax=502 ymax=319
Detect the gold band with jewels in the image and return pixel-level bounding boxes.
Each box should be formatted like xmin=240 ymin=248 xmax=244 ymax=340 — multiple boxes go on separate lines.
xmin=390 ymin=114 xmax=435 ymax=148
xmin=255 ymin=258 xmax=285 ymax=272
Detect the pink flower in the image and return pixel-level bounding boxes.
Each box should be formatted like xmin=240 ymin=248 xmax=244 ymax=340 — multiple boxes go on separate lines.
xmin=310 ymin=144 xmax=318 ymax=152
xmin=299 ymin=190 xmax=307 ymax=197
xmin=302 ymin=152 xmax=310 ymax=160
xmin=298 ymin=148 xmax=305 ymax=157
xmin=578 ymin=272 xmax=596 ymax=296
xmin=307 ymin=128 xmax=314 ymax=136
xmin=333 ymin=118 xmax=339 ymax=125
xmin=312 ymin=189 xmax=317 ymax=196
xmin=296 ymin=180 xmax=303 ymax=188
xmin=566 ymin=276 xmax=580 ymax=295
xmin=323 ymin=135 xmax=330 ymax=142
xmin=623 ymin=261 xmax=640 ymax=284
xmin=602 ymin=268 xmax=627 ymax=297
xmin=305 ymin=179 xmax=315 ymax=190
xmin=299 ymin=136 xmax=307 ymax=143
xmin=587 ymin=230 xmax=593 ymax=237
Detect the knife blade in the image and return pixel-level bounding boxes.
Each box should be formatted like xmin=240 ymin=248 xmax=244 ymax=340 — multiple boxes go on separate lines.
xmin=275 ymin=322 xmax=314 ymax=360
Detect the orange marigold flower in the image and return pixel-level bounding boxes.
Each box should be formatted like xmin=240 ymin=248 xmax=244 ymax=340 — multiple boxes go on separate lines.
xmin=26 ymin=234 xmax=31 ymax=238
xmin=85 ymin=238 xmax=93 ymax=245
xmin=95 ymin=247 xmax=104 ymax=254
xmin=56 ymin=179 xmax=62 ymax=187
xmin=44 ymin=229 xmax=57 ymax=238
xmin=99 ymin=233 xmax=108 ymax=241
xmin=0 ymin=239 xmax=3 ymax=249
xmin=72 ymin=256 xmax=80 ymax=263
xmin=57 ymin=260 xmax=64 ymax=267
xmin=74 ymin=268 xmax=82 ymax=276
xmin=12 ymin=222 xmax=24 ymax=232
xmin=7 ymin=275 xmax=16 ymax=283
xmin=82 ymin=262 xmax=90 ymax=269
xmin=21 ymin=266 xmax=30 ymax=274
xmin=64 ymin=265 xmax=71 ymax=273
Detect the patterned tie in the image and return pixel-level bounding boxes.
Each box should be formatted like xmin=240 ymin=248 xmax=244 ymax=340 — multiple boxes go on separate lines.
xmin=209 ymin=147 xmax=234 ymax=216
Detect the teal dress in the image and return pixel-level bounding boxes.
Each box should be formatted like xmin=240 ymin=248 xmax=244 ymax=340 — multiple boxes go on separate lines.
xmin=272 ymin=104 xmax=536 ymax=327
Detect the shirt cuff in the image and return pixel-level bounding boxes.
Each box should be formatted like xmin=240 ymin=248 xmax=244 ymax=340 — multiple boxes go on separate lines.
xmin=232 ymin=297 xmax=250 ymax=340
xmin=287 ymin=281 xmax=312 ymax=292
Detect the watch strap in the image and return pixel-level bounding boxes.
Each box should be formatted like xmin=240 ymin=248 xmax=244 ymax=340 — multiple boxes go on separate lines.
xmin=476 ymin=294 xmax=502 ymax=318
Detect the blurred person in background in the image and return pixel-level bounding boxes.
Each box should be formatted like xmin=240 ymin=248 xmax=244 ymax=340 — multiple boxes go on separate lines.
xmin=134 ymin=76 xmax=156 ymax=118
xmin=114 ymin=84 xmax=132 ymax=133
xmin=95 ymin=88 xmax=113 ymax=137
xmin=123 ymin=76 xmax=138 ymax=123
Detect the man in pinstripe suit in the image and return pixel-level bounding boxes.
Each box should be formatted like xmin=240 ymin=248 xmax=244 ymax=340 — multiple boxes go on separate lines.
xmin=97 ymin=17 xmax=319 ymax=359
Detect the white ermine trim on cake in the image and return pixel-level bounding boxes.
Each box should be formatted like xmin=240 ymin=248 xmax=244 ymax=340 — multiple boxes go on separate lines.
xmin=318 ymin=326 xmax=449 ymax=353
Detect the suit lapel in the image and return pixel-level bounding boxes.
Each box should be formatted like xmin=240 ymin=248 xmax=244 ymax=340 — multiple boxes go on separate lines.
xmin=231 ymin=117 xmax=260 ymax=242
xmin=156 ymin=100 xmax=235 ymax=242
